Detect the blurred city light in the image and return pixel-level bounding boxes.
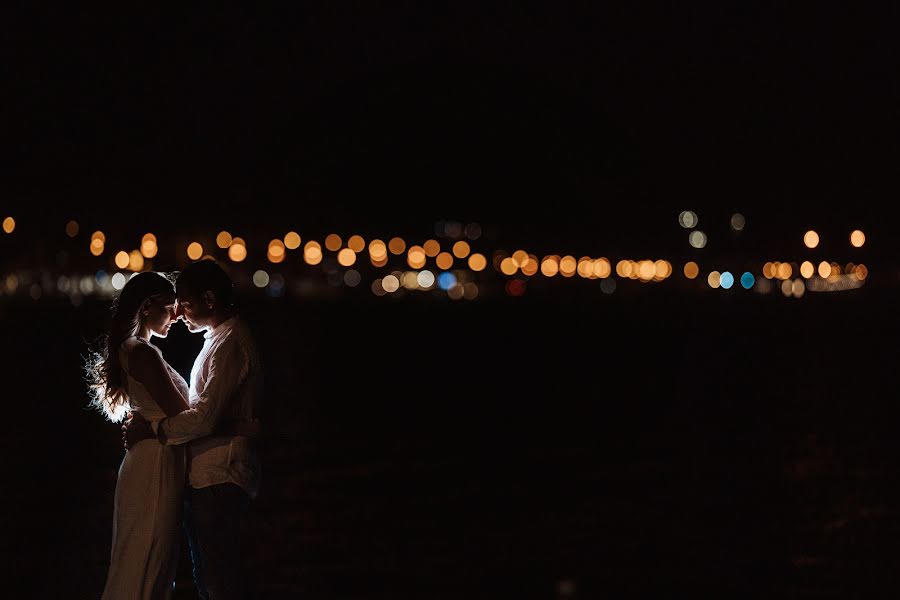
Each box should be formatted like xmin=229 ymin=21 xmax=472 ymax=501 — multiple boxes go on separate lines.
xmin=284 ymin=231 xmax=301 ymax=250
xmin=337 ymin=248 xmax=357 ymax=267
xmin=423 ymin=239 xmax=441 ymax=257
xmin=683 ymin=262 xmax=700 ymax=279
xmin=229 ymin=238 xmax=248 ymax=262
xmin=803 ymin=230 xmax=819 ymax=249
xmin=407 ymin=246 xmax=426 ymax=269
xmin=678 ymin=211 xmax=698 ymax=228
xmin=0 ymin=210 xmax=875 ymax=307
xmin=464 ymin=222 xmax=482 ymax=240
xmin=253 ymin=270 xmax=270 ymax=287
xmin=304 ymin=241 xmax=323 ymax=265
xmin=452 ymin=240 xmax=470 ymax=258
xmin=187 ymin=242 xmax=203 ymax=260
xmin=435 ymin=252 xmax=454 ymax=270
xmin=128 ymin=250 xmax=144 ymax=272
xmin=689 ymin=230 xmax=707 ymax=248
xmin=324 ymin=234 xmax=342 ymax=251
xmin=467 ymin=253 xmax=487 ymax=272
xmin=217 ymin=231 xmax=233 ymax=249
xmin=720 ymin=271 xmax=734 ymax=289
xmin=388 ymin=237 xmax=406 ymax=255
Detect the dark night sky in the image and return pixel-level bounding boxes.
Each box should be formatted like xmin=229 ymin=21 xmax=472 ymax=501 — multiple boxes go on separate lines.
xmin=4 ymin=3 xmax=898 ymax=255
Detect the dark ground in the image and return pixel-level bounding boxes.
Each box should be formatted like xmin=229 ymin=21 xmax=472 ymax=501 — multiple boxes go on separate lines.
xmin=2 ymin=278 xmax=899 ymax=599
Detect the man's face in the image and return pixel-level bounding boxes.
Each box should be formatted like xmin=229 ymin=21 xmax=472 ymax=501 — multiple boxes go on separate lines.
xmin=174 ymin=288 xmax=214 ymax=333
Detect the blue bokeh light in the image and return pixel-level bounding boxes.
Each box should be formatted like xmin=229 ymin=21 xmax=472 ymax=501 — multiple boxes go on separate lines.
xmin=437 ymin=272 xmax=457 ymax=291
xmin=720 ymin=271 xmax=734 ymax=289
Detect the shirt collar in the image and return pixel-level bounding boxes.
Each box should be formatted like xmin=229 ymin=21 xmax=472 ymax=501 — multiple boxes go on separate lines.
xmin=204 ymin=315 xmax=237 ymax=340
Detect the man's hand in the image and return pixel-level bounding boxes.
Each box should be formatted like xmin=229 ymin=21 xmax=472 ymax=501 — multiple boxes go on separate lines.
xmin=122 ymin=411 xmax=155 ymax=450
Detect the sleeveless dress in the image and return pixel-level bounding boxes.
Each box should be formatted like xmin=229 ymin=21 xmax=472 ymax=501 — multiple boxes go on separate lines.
xmin=101 ymin=337 xmax=189 ymax=600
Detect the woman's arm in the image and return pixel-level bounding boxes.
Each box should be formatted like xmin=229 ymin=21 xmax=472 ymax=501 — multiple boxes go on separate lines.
xmin=128 ymin=344 xmax=190 ymax=417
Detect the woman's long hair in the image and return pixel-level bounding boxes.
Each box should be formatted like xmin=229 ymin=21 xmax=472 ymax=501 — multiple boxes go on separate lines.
xmin=85 ymin=272 xmax=175 ymax=422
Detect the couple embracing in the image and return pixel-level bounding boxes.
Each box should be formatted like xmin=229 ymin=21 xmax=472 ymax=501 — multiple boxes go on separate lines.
xmin=87 ymin=259 xmax=263 ymax=600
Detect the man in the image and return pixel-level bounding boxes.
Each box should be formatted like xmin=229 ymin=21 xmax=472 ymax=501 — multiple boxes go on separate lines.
xmin=125 ymin=258 xmax=263 ymax=600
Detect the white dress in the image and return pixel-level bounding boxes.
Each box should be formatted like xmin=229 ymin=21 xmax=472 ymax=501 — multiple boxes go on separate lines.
xmin=101 ymin=337 xmax=188 ymax=600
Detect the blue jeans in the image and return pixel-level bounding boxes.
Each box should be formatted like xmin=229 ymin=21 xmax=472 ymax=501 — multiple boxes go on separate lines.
xmin=182 ymin=483 xmax=251 ymax=600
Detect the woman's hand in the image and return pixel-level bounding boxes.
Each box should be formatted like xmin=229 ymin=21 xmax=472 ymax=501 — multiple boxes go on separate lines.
xmin=122 ymin=411 xmax=155 ymax=450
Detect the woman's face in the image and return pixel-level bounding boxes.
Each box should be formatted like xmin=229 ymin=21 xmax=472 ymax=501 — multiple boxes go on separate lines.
xmin=145 ymin=294 xmax=177 ymax=338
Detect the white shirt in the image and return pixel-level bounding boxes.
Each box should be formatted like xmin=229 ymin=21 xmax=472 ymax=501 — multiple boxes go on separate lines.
xmin=158 ymin=316 xmax=263 ymax=498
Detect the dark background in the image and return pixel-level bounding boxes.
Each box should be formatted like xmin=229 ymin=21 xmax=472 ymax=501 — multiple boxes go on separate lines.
xmin=4 ymin=3 xmax=899 ymax=241
xmin=3 ymin=3 xmax=900 ymax=599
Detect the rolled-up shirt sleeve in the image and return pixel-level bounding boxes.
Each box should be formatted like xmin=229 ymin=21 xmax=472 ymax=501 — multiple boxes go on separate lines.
xmin=159 ymin=337 xmax=246 ymax=446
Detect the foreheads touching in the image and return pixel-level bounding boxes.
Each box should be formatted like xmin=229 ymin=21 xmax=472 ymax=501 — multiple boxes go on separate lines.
xmin=173 ymin=259 xmax=235 ymax=332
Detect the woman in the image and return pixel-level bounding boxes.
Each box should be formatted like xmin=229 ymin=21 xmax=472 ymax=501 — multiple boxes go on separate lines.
xmin=86 ymin=271 xmax=191 ymax=600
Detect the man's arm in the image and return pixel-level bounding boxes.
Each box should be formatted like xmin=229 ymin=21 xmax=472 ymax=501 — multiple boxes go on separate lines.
xmin=121 ymin=411 xmax=257 ymax=450
xmin=157 ymin=337 xmax=247 ymax=446
xmin=122 ymin=411 xmax=154 ymax=450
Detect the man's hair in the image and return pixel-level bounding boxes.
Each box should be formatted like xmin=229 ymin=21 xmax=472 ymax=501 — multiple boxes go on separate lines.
xmin=176 ymin=259 xmax=235 ymax=311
